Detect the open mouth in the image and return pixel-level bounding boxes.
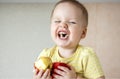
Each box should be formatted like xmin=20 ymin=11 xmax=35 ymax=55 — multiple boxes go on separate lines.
xmin=58 ymin=31 xmax=69 ymax=40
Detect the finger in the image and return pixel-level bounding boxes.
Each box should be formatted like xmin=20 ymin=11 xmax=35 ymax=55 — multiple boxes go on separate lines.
xmin=58 ymin=66 xmax=70 ymax=72
xmin=54 ymin=69 xmax=65 ymax=76
xmin=53 ymin=74 xmax=62 ymax=79
xmin=33 ymin=69 xmax=39 ymax=79
xmin=69 ymin=65 xmax=76 ymax=72
xmin=42 ymin=69 xmax=50 ymax=78
xmin=33 ymin=69 xmax=39 ymax=75
xmin=37 ymin=69 xmax=44 ymax=78
xmin=47 ymin=69 xmax=51 ymax=78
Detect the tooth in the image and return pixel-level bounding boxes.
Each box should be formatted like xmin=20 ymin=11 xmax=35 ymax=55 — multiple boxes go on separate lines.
xmin=60 ymin=34 xmax=62 ymax=38
xmin=58 ymin=31 xmax=69 ymax=39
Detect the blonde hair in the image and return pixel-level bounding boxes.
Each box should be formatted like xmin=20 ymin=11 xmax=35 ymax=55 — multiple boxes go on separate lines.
xmin=51 ymin=0 xmax=88 ymax=27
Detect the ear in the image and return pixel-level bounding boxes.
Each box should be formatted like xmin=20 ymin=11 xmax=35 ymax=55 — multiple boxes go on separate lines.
xmin=81 ymin=28 xmax=87 ymax=39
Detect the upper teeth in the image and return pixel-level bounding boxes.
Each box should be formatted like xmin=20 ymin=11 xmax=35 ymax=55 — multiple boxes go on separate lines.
xmin=59 ymin=32 xmax=66 ymax=35
xmin=58 ymin=32 xmax=68 ymax=38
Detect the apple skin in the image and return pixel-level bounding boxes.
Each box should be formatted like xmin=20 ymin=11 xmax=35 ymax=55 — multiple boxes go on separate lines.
xmin=34 ymin=57 xmax=52 ymax=74
xmin=51 ymin=62 xmax=71 ymax=78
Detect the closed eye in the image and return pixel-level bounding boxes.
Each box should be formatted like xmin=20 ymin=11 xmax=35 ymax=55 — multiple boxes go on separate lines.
xmin=54 ymin=20 xmax=61 ymax=23
xmin=69 ymin=22 xmax=76 ymax=24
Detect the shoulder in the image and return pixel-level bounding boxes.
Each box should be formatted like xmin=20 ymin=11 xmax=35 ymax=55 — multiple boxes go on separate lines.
xmin=43 ymin=46 xmax=57 ymax=53
xmin=38 ymin=46 xmax=57 ymax=57
xmin=79 ymin=45 xmax=96 ymax=57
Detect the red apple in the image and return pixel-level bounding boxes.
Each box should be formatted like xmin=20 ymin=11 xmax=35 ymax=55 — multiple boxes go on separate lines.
xmin=51 ymin=62 xmax=71 ymax=78
xmin=34 ymin=57 xmax=52 ymax=73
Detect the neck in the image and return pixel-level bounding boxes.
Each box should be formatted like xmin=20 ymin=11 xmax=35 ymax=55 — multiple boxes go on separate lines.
xmin=58 ymin=45 xmax=78 ymax=58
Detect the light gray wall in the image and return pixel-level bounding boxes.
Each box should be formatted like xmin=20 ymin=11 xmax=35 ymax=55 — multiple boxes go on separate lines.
xmin=0 ymin=3 xmax=54 ymax=79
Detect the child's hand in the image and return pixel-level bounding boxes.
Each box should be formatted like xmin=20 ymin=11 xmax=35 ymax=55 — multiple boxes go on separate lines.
xmin=33 ymin=68 xmax=51 ymax=79
xmin=53 ymin=66 xmax=77 ymax=79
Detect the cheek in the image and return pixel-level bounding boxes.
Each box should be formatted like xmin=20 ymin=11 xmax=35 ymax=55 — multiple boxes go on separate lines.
xmin=50 ymin=24 xmax=57 ymax=37
xmin=51 ymin=23 xmax=57 ymax=31
xmin=71 ymin=27 xmax=82 ymax=35
xmin=70 ymin=27 xmax=83 ymax=39
xmin=51 ymin=23 xmax=55 ymax=32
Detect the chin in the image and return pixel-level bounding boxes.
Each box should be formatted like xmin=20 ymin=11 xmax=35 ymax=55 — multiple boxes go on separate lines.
xmin=57 ymin=44 xmax=69 ymax=48
xmin=56 ymin=42 xmax=70 ymax=47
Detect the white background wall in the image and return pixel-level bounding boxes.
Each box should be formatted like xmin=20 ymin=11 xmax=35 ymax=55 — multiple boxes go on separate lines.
xmin=0 ymin=3 xmax=120 ymax=79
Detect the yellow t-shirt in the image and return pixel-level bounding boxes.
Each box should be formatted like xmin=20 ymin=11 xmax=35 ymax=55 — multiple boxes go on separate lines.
xmin=37 ymin=45 xmax=104 ymax=79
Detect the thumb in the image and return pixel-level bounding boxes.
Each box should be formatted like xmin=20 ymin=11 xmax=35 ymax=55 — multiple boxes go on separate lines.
xmin=69 ymin=65 xmax=76 ymax=71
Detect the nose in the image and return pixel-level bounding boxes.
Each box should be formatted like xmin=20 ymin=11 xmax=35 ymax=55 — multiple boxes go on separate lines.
xmin=60 ymin=22 xmax=68 ymax=29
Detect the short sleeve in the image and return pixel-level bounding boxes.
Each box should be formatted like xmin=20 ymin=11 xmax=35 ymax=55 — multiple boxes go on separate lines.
xmin=36 ymin=48 xmax=50 ymax=60
xmin=36 ymin=47 xmax=55 ymax=60
xmin=82 ymin=48 xmax=104 ymax=79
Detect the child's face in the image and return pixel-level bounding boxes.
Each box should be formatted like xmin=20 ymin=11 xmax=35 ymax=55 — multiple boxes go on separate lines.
xmin=51 ymin=3 xmax=87 ymax=49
